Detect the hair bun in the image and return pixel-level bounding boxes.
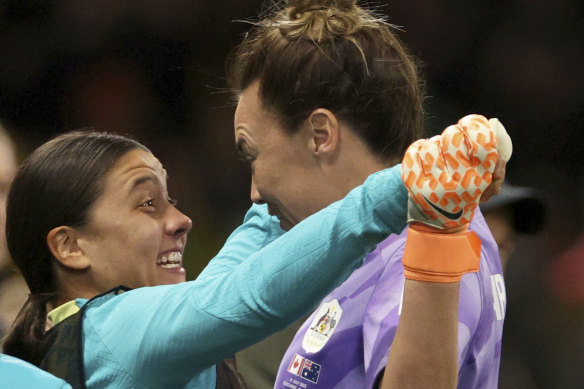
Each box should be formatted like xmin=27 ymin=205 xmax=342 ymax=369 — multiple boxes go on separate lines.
xmin=287 ymin=0 xmax=356 ymax=20
xmin=282 ymin=0 xmax=360 ymax=40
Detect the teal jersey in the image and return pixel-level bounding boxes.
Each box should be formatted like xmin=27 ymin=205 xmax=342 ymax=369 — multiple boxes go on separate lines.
xmin=77 ymin=166 xmax=407 ymax=388
xmin=0 ymin=353 xmax=72 ymax=389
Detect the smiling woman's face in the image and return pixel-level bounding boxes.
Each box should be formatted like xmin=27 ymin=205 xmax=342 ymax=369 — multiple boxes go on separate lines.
xmin=76 ymin=149 xmax=193 ymax=289
xmin=234 ymin=82 xmax=331 ymax=230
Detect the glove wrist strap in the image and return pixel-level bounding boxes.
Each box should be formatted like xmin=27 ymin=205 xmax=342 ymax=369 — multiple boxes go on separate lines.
xmin=402 ymin=226 xmax=481 ymax=283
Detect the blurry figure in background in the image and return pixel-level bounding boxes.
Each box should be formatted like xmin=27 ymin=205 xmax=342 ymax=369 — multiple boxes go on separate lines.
xmin=549 ymin=234 xmax=584 ymax=305
xmin=0 ymin=124 xmax=28 ymax=337
xmin=479 ymin=182 xmax=548 ymax=389
xmin=480 ymin=183 xmax=548 ymax=269
xmin=0 ymin=126 xmax=59 ymax=389
xmin=540 ymin=233 xmax=584 ymax=388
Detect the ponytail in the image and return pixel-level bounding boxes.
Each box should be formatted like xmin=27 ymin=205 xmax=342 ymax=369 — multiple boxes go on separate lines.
xmin=2 ymin=292 xmax=55 ymax=365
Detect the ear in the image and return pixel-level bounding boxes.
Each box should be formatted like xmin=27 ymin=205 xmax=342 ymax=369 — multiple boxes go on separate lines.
xmin=307 ymin=108 xmax=340 ymax=157
xmin=47 ymin=226 xmax=90 ymax=270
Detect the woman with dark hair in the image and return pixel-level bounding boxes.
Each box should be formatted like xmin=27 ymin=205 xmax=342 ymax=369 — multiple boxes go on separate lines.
xmin=1 ymin=128 xmax=506 ymax=388
xmin=228 ymin=0 xmax=511 ymax=388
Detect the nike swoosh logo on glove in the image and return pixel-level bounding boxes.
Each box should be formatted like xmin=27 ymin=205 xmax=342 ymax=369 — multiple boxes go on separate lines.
xmin=422 ymin=194 xmax=463 ymax=220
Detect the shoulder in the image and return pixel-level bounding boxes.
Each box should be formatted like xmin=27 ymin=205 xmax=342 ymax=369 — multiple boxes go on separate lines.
xmin=0 ymin=353 xmax=72 ymax=388
xmin=366 ymin=228 xmax=408 ymax=266
xmin=81 ymin=284 xmax=193 ymax=326
xmin=361 ymin=229 xmax=409 ymax=325
xmin=470 ymin=208 xmax=499 ymax=258
xmin=459 ymin=208 xmax=506 ymax=334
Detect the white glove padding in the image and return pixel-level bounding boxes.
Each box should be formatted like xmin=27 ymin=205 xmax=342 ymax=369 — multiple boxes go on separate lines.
xmin=402 ymin=114 xmax=511 ymax=230
xmin=489 ymin=118 xmax=512 ymax=162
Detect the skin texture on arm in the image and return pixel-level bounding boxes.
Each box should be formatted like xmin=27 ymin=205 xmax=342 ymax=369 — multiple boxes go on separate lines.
xmin=380 ymin=158 xmax=507 ymax=389
xmin=380 ymin=280 xmax=460 ymax=389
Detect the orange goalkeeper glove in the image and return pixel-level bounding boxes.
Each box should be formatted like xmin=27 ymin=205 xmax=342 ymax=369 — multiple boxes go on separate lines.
xmin=401 ymin=114 xmax=512 ymax=282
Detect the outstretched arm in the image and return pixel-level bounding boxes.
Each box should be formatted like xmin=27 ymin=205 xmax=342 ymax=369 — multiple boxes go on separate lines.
xmin=88 ymin=163 xmax=412 ymax=388
xmin=381 ymin=280 xmax=460 ymax=388
xmin=380 ymin=115 xmax=511 ymax=389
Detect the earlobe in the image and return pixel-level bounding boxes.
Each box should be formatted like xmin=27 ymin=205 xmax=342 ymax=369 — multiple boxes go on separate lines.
xmin=308 ymin=109 xmax=339 ymax=156
xmin=47 ymin=226 xmax=90 ymax=270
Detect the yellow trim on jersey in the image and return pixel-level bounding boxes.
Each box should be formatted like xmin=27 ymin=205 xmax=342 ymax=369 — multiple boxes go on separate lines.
xmin=47 ymin=300 xmax=80 ymax=326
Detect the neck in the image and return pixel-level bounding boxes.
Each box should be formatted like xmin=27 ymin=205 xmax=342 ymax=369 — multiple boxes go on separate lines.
xmin=326 ymin=132 xmax=392 ymax=196
xmin=53 ymin=275 xmax=100 ymax=309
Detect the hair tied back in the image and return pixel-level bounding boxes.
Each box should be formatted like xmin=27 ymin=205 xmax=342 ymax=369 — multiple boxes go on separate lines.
xmin=291 ymin=5 xmax=327 ymax=20
xmin=287 ymin=0 xmax=356 ymax=19
xmin=281 ymin=0 xmax=361 ymax=41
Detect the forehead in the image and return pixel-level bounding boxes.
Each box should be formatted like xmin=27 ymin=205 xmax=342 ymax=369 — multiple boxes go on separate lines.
xmin=234 ymin=82 xmax=263 ymax=124
xmin=105 ymin=149 xmax=166 ymax=187
xmin=234 ymin=82 xmax=285 ymax=144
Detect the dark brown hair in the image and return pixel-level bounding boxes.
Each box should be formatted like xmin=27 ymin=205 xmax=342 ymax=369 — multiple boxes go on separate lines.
xmin=2 ymin=131 xmax=148 ymax=365
xmin=227 ymin=0 xmax=425 ymax=163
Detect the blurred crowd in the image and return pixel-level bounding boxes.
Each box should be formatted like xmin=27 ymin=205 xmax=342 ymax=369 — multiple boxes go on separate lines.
xmin=0 ymin=1 xmax=583 ymax=387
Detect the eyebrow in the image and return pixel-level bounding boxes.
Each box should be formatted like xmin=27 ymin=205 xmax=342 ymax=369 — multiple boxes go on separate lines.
xmin=128 ymin=167 xmax=169 ymax=192
xmin=129 ymin=175 xmax=156 ymax=193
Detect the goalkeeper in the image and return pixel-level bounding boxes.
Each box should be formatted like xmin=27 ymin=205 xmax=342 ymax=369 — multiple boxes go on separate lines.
xmin=229 ymin=1 xmax=511 ymax=387
xmin=258 ymin=115 xmax=510 ymax=389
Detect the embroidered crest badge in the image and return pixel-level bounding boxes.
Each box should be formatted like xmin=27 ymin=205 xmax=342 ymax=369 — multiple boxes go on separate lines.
xmin=302 ymin=299 xmax=343 ymax=353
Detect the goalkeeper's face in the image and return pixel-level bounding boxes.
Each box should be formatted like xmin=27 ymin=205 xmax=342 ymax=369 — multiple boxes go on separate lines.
xmin=234 ymin=82 xmax=337 ymax=230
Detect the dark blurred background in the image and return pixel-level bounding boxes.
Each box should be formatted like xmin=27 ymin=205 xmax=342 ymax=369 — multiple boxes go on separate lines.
xmin=0 ymin=1 xmax=583 ymax=387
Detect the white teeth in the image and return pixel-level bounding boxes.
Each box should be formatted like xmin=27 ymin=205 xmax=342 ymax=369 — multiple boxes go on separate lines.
xmin=157 ymin=252 xmax=182 ymax=267
xmin=160 ymin=263 xmax=180 ymax=269
xmin=169 ymin=252 xmax=181 ymax=263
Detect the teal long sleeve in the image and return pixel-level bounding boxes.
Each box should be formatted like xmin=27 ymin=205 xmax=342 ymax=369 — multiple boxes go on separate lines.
xmin=81 ymin=165 xmax=408 ymax=388
xmin=0 ymin=354 xmax=72 ymax=389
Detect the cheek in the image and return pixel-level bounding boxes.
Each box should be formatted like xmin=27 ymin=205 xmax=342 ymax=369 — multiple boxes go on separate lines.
xmin=97 ymin=221 xmax=161 ymax=265
xmin=253 ymin=164 xmax=278 ymax=195
xmin=130 ymin=222 xmax=163 ymax=255
xmin=114 ymin=225 xmax=162 ymax=286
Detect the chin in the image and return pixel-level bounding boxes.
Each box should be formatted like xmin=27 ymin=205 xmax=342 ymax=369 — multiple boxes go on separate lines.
xmin=279 ymin=216 xmax=300 ymax=231
xmin=279 ymin=220 xmax=293 ymax=231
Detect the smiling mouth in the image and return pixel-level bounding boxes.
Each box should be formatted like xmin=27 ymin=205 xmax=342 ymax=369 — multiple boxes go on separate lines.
xmin=156 ymin=251 xmax=182 ymax=269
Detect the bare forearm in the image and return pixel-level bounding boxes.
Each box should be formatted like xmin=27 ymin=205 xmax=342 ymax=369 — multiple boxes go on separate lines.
xmin=380 ymin=280 xmax=459 ymax=389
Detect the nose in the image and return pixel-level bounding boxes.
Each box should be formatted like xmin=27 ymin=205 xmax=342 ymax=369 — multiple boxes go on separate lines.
xmin=250 ymin=174 xmax=265 ymax=204
xmin=165 ymin=206 xmax=193 ymax=238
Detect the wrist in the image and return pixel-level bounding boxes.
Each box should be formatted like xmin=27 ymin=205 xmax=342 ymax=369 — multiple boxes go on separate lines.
xmin=402 ymin=226 xmax=481 ymax=283
xmin=409 ymin=222 xmax=469 ymax=234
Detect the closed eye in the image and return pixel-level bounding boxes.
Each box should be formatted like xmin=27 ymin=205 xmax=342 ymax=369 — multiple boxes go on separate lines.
xmin=236 ymin=138 xmax=257 ymax=163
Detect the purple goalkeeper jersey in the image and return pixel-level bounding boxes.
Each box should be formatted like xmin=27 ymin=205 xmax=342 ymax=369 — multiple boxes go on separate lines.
xmin=275 ymin=210 xmax=505 ymax=389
